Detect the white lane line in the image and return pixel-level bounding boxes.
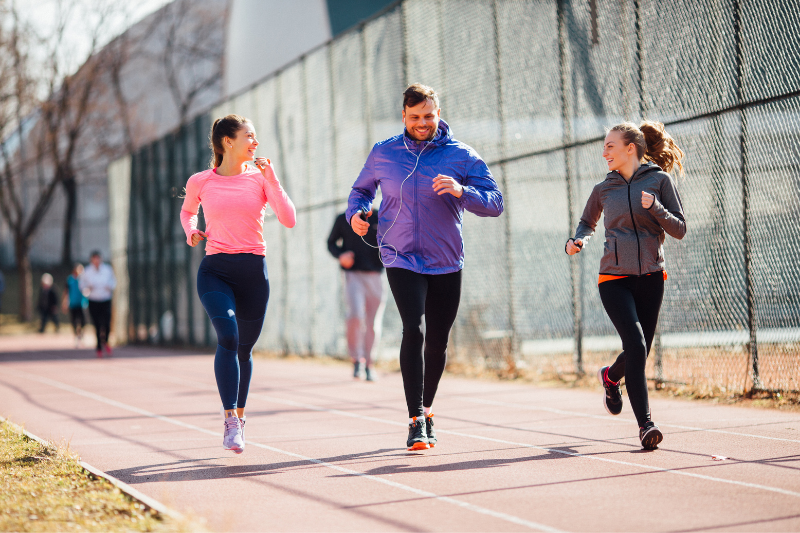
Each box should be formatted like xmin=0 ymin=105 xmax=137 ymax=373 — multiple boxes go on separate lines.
xmin=95 ymin=368 xmax=800 ymax=500
xmin=464 ymin=397 xmax=800 ymax=444
xmin=9 ymin=370 xmax=561 ymax=533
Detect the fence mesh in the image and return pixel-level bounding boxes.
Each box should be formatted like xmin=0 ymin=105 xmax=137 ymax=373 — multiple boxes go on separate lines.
xmin=120 ymin=0 xmax=800 ymax=393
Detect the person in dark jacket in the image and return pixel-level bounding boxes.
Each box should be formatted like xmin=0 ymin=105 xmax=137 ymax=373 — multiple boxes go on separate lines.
xmin=566 ymin=121 xmax=686 ymax=450
xmin=38 ymin=273 xmax=60 ymax=333
xmin=327 ymin=210 xmax=385 ymax=381
xmin=349 ymin=83 xmax=504 ymax=451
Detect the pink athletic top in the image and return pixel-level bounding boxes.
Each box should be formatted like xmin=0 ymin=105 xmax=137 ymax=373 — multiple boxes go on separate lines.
xmin=180 ymin=166 xmax=296 ymax=255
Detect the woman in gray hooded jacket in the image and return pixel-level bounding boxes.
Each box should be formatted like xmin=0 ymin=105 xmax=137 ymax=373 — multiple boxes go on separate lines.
xmin=566 ymin=121 xmax=686 ymax=450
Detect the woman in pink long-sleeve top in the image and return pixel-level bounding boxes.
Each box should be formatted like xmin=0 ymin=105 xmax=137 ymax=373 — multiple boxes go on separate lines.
xmin=180 ymin=114 xmax=296 ymax=453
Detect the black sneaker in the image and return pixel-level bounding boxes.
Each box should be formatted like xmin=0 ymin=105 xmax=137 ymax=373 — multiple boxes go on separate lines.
xmin=364 ymin=367 xmax=375 ymax=382
xmin=406 ymin=417 xmax=429 ymax=451
xmin=598 ymin=366 xmax=623 ymax=415
xmin=353 ymin=361 xmax=361 ymax=379
xmin=425 ymin=414 xmax=436 ymax=448
xmin=639 ymin=422 xmax=663 ymax=450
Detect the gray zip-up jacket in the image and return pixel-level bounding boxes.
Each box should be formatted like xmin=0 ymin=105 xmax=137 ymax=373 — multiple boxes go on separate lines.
xmin=573 ymin=162 xmax=686 ymax=276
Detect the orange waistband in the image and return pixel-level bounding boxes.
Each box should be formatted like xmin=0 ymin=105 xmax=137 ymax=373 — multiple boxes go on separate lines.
xmin=598 ymin=271 xmax=667 ymax=285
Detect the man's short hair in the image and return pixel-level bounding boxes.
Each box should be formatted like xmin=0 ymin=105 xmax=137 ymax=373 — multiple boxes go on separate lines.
xmin=403 ymin=83 xmax=439 ymax=110
xmin=90 ymin=250 xmax=101 ymax=259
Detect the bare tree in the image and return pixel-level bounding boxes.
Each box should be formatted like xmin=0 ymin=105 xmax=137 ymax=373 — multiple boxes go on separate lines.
xmin=0 ymin=0 xmax=110 ymax=319
xmin=157 ymin=0 xmax=225 ymax=125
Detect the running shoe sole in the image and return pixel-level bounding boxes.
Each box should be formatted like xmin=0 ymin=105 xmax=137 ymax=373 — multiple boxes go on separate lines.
xmin=407 ymin=441 xmax=430 ymax=451
xmin=640 ymin=426 xmax=663 ymax=450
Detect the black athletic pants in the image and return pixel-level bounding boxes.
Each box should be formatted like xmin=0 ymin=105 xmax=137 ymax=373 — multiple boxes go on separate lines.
xmin=598 ymin=272 xmax=664 ymax=427
xmin=88 ymin=300 xmax=112 ymax=351
xmin=386 ymin=267 xmax=462 ymax=418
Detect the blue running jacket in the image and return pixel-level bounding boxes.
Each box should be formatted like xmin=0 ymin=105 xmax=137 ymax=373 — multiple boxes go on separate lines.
xmin=346 ymin=120 xmax=504 ymax=274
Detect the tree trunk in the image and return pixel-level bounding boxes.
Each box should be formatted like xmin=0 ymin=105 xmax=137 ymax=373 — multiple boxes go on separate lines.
xmin=61 ymin=174 xmax=77 ymax=268
xmin=15 ymin=236 xmax=32 ymax=322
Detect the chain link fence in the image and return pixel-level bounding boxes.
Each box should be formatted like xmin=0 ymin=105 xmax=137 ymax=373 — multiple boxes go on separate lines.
xmin=112 ymin=0 xmax=800 ymax=394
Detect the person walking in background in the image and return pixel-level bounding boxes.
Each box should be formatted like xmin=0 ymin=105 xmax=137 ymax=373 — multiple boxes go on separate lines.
xmin=327 ymin=209 xmax=386 ymax=381
xmin=181 ymin=114 xmax=296 ymax=454
xmin=566 ymin=121 xmax=686 ymax=450
xmin=62 ymin=263 xmax=87 ymax=348
xmin=348 ymin=84 xmax=504 ymax=451
xmin=80 ymin=251 xmax=117 ymax=358
xmin=38 ymin=273 xmax=60 ymax=333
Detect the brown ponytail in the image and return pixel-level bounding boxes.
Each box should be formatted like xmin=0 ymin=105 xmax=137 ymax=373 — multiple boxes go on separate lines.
xmin=609 ymin=121 xmax=685 ymax=177
xmin=209 ymin=114 xmax=250 ymax=168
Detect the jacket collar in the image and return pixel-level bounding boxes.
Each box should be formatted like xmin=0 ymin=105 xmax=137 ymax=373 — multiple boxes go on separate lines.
xmin=606 ymin=161 xmax=660 ymax=182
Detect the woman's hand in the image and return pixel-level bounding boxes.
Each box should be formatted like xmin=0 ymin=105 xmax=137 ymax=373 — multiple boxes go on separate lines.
xmin=190 ymin=231 xmax=207 ymax=247
xmin=642 ymin=191 xmax=655 ymax=209
xmin=433 ymin=175 xmax=463 ymax=198
xmin=254 ymin=157 xmax=273 ymax=178
xmin=565 ymin=238 xmax=583 ymax=255
xmin=350 ymin=211 xmax=372 ymax=236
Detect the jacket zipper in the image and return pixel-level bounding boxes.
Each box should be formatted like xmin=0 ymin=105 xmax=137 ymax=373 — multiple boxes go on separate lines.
xmin=413 ymin=143 xmax=420 ymax=261
xmin=614 ymin=241 xmax=618 ymax=265
xmin=626 ymin=180 xmax=642 ymax=275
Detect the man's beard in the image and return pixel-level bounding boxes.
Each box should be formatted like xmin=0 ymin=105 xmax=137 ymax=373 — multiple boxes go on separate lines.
xmin=408 ymin=121 xmax=438 ymax=141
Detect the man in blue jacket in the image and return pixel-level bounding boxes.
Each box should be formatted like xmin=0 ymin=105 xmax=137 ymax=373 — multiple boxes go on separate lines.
xmin=348 ymin=83 xmax=503 ymax=451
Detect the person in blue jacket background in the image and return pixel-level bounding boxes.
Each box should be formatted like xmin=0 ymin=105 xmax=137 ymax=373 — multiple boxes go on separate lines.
xmin=348 ymin=83 xmax=503 ymax=451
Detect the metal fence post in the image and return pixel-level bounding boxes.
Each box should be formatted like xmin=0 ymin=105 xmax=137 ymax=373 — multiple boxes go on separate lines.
xmin=493 ymin=0 xmax=518 ymax=373
xmin=733 ymin=0 xmax=759 ymax=390
xmin=634 ymin=0 xmax=646 ymax=118
xmin=557 ymin=0 xmax=583 ymax=375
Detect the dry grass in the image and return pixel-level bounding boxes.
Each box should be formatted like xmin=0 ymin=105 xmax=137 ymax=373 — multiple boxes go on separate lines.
xmin=0 ymin=420 xmax=192 ymax=532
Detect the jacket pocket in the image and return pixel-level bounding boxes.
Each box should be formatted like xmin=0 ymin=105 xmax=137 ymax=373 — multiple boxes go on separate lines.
xmin=603 ymin=239 xmax=619 ymax=266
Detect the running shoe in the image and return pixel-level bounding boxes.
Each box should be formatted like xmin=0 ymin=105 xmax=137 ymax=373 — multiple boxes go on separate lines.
xmin=364 ymin=367 xmax=375 ymax=382
xmin=639 ymin=421 xmax=663 ymax=450
xmin=239 ymin=416 xmax=246 ymax=446
xmin=96 ymin=349 xmax=103 ymax=358
xmin=104 ymin=344 xmax=113 ymax=357
xmin=406 ymin=417 xmax=429 ymax=451
xmin=425 ymin=413 xmax=436 ymax=448
xmin=598 ymin=366 xmax=623 ymax=415
xmin=223 ymin=415 xmax=244 ymax=453
xmin=353 ymin=361 xmax=362 ymax=379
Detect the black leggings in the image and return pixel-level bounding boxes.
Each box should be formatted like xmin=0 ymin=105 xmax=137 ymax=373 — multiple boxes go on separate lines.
xmin=197 ymin=253 xmax=269 ymax=410
xmin=386 ymin=268 xmax=462 ymax=418
xmin=598 ymin=272 xmax=664 ymax=427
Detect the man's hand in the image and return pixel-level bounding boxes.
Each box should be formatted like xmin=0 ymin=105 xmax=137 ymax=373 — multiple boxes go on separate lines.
xmin=190 ymin=231 xmax=207 ymax=247
xmin=339 ymin=251 xmax=355 ymax=269
xmin=432 ymin=174 xmax=463 ymax=198
xmin=350 ymin=210 xmax=372 ymax=236
xmin=642 ymin=191 xmax=655 ymax=209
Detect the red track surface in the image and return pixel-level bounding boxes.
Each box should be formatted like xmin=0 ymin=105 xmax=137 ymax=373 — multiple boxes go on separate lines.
xmin=1 ymin=334 xmax=800 ymax=532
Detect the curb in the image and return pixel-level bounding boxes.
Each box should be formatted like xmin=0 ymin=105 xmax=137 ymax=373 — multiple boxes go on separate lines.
xmin=0 ymin=415 xmax=184 ymax=521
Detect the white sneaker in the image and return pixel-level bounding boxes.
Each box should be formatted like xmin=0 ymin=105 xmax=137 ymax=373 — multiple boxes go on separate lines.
xmin=222 ymin=415 xmax=244 ymax=453
xmin=239 ymin=416 xmax=246 ymax=446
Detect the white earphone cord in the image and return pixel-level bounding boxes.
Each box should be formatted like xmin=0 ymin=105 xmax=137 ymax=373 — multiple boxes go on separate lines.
xmin=360 ymin=138 xmax=429 ymax=267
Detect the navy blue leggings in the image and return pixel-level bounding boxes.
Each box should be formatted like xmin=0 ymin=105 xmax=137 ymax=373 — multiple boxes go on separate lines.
xmin=197 ymin=253 xmax=269 ymax=410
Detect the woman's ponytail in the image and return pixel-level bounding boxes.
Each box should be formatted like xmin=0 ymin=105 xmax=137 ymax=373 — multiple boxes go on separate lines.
xmin=639 ymin=120 xmax=685 ymax=177
xmin=609 ymin=121 xmax=685 ymax=177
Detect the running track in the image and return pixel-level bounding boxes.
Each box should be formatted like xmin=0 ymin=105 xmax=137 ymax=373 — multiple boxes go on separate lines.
xmin=1 ymin=334 xmax=799 ymax=532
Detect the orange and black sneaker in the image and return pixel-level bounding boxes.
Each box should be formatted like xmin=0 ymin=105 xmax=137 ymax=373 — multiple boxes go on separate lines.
xmin=406 ymin=417 xmax=429 ymax=451
xmin=425 ymin=413 xmax=436 ymax=447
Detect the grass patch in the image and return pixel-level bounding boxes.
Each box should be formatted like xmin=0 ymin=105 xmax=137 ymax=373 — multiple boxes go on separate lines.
xmin=0 ymin=419 xmax=190 ymax=532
